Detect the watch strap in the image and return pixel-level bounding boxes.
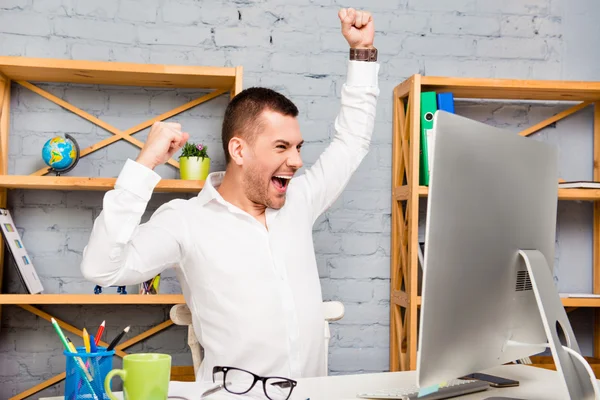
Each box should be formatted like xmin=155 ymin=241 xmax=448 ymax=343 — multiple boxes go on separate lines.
xmin=349 ymin=47 xmax=378 ymax=62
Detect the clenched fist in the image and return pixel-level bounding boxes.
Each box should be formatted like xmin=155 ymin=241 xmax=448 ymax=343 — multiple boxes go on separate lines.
xmin=136 ymin=122 xmax=189 ymax=170
xmin=338 ymin=8 xmax=374 ymax=49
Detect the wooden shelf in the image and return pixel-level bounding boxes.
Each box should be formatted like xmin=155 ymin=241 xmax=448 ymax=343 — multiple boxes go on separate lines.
xmin=0 ymin=175 xmax=204 ymax=193
xmin=0 ymin=294 xmax=185 ymax=305
xmin=527 ymin=355 xmax=600 ymax=378
xmin=394 ymin=185 xmax=600 ymax=201
xmin=391 ymin=75 xmax=600 ymax=372
xmin=0 ymin=56 xmax=243 ymax=400
xmin=557 ymin=188 xmax=600 ymax=200
xmin=0 ymin=56 xmax=238 ymax=89
xmin=561 ymin=297 xmax=600 ymax=307
xmin=415 ymin=296 xmax=600 ymax=308
xmin=420 ymin=76 xmax=600 ymax=101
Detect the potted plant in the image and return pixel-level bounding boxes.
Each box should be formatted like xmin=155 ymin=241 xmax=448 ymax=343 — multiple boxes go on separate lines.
xmin=179 ymin=142 xmax=210 ymax=180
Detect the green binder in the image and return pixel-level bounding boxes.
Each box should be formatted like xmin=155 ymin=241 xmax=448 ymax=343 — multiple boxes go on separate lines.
xmin=419 ymin=92 xmax=437 ymax=186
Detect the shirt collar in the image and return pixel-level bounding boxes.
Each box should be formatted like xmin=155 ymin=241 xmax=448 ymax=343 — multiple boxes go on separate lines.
xmin=196 ymin=171 xmax=280 ymax=224
xmin=197 ymin=171 xmax=226 ymax=207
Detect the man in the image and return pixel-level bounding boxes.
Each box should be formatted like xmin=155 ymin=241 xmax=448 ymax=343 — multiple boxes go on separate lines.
xmin=81 ymin=7 xmax=379 ymax=385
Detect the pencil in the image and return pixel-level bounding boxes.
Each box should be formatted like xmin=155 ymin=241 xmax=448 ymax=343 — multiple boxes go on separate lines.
xmin=62 ymin=336 xmax=98 ymax=400
xmin=94 ymin=321 xmax=105 ymax=346
xmin=107 ymin=326 xmax=130 ymax=351
xmin=65 ymin=337 xmax=94 ymax=382
xmin=83 ymin=328 xmax=91 ymax=353
xmin=50 ymin=318 xmax=69 ymax=351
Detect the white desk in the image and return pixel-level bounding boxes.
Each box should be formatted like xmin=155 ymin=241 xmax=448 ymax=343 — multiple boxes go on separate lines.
xmin=38 ymin=365 xmax=592 ymax=400
xmin=290 ymin=365 xmax=577 ymax=400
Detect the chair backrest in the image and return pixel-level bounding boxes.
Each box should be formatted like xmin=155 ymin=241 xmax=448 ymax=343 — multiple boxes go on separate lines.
xmin=169 ymin=301 xmax=345 ymax=378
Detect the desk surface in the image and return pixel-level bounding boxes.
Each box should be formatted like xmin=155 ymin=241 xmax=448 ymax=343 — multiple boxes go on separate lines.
xmin=290 ymin=365 xmax=574 ymax=400
xmin=39 ymin=365 xmax=584 ymax=400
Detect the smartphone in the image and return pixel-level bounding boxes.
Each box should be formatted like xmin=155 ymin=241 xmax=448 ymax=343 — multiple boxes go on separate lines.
xmin=461 ymin=373 xmax=520 ymax=388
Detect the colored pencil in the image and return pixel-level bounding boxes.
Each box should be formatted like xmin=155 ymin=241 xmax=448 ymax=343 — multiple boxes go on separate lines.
xmin=107 ymin=326 xmax=130 ymax=351
xmin=83 ymin=328 xmax=91 ymax=353
xmin=94 ymin=321 xmax=105 ymax=346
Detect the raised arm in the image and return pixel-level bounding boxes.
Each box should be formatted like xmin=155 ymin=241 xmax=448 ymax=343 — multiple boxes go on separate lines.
xmin=80 ymin=122 xmax=189 ymax=287
xmin=298 ymin=8 xmax=380 ymax=221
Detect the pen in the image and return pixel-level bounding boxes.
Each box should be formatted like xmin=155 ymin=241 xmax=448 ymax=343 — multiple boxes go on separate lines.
xmin=89 ymin=335 xmax=98 ymax=353
xmin=200 ymin=384 xmax=224 ymax=398
xmin=94 ymin=321 xmax=105 ymax=346
xmin=107 ymin=326 xmax=130 ymax=351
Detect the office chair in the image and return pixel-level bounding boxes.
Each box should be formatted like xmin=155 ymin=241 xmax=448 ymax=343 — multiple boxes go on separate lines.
xmin=169 ymin=301 xmax=345 ymax=378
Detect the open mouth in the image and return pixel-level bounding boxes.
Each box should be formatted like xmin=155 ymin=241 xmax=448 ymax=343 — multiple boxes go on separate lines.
xmin=271 ymin=175 xmax=291 ymax=193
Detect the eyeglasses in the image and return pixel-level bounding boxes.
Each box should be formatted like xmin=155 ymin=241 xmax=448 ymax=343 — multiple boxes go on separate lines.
xmin=212 ymin=366 xmax=297 ymax=400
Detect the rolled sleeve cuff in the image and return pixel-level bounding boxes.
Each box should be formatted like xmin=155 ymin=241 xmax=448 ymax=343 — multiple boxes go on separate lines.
xmin=114 ymin=158 xmax=161 ymax=201
xmin=347 ymin=60 xmax=380 ymax=88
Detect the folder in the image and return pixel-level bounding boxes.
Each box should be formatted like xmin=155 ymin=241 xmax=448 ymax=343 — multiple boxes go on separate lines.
xmin=0 ymin=208 xmax=43 ymax=294
xmin=437 ymin=92 xmax=455 ymax=113
xmin=420 ymin=92 xmax=437 ymax=186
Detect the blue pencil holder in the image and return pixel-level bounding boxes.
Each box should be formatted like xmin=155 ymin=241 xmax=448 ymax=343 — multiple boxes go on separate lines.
xmin=64 ymin=346 xmax=115 ymax=400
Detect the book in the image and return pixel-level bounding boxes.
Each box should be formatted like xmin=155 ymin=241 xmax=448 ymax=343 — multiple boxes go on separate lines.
xmin=558 ymin=181 xmax=600 ymax=189
xmin=0 ymin=208 xmax=44 ymax=294
xmin=559 ymin=293 xmax=600 ymax=298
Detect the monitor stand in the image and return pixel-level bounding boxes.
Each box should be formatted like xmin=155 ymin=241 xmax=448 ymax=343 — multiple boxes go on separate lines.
xmin=501 ymin=250 xmax=598 ymax=400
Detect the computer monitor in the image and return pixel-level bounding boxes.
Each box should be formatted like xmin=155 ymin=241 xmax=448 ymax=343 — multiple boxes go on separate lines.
xmin=416 ymin=111 xmax=597 ymax=399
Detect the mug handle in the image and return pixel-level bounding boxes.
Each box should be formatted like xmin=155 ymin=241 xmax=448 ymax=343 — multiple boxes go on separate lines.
xmin=104 ymin=369 xmax=127 ymax=400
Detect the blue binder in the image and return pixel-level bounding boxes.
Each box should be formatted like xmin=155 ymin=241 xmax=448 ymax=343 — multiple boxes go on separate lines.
xmin=437 ymin=92 xmax=455 ymax=113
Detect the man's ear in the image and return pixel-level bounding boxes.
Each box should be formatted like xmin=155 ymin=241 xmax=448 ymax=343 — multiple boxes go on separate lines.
xmin=228 ymin=136 xmax=245 ymax=166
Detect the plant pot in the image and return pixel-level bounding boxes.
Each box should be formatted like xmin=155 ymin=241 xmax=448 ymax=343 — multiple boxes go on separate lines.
xmin=179 ymin=156 xmax=210 ymax=180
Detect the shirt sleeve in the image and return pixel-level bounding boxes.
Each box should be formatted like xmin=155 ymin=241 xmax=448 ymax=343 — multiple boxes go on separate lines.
xmin=80 ymin=158 xmax=185 ymax=287
xmin=295 ymin=60 xmax=380 ymax=222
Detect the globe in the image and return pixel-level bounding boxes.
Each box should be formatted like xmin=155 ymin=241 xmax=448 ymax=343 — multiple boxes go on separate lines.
xmin=41 ymin=135 xmax=80 ymax=174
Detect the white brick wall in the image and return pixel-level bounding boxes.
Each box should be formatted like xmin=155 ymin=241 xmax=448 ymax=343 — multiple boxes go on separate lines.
xmin=1 ymin=0 xmax=596 ymax=397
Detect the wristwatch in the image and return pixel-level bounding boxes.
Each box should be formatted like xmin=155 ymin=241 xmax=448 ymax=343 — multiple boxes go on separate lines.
xmin=349 ymin=47 xmax=378 ymax=62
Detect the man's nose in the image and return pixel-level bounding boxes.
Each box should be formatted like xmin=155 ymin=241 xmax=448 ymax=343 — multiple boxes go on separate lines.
xmin=287 ymin=150 xmax=303 ymax=170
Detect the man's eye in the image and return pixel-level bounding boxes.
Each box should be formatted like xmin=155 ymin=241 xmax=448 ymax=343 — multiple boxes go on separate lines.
xmin=277 ymin=145 xmax=286 ymax=149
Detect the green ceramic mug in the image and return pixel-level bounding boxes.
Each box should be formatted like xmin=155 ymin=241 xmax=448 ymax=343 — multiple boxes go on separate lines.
xmin=104 ymin=353 xmax=171 ymax=400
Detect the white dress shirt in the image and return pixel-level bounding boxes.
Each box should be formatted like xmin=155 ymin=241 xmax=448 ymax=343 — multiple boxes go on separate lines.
xmin=80 ymin=60 xmax=379 ymax=386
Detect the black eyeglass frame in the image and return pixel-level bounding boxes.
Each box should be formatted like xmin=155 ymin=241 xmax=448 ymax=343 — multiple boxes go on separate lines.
xmin=212 ymin=365 xmax=298 ymax=400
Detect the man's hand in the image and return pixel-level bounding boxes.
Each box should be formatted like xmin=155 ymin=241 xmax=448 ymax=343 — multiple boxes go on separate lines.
xmin=136 ymin=122 xmax=189 ymax=170
xmin=338 ymin=8 xmax=374 ymax=49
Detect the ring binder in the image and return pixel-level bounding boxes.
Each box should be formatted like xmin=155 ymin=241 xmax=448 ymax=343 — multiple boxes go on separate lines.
xmin=0 ymin=208 xmax=43 ymax=294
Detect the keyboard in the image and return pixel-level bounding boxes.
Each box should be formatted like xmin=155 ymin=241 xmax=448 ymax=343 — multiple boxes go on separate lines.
xmin=356 ymin=379 xmax=490 ymax=399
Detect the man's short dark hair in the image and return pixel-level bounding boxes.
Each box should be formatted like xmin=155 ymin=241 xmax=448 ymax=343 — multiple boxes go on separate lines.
xmin=221 ymin=87 xmax=299 ymax=163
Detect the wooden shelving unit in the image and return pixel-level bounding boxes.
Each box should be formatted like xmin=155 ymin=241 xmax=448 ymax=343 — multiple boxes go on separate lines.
xmin=391 ymin=74 xmax=600 ymax=373
xmin=0 ymin=56 xmax=243 ymax=400
xmin=396 ymin=185 xmax=600 ymax=202
xmin=0 ymin=294 xmax=185 ymax=305
xmin=0 ymin=175 xmax=204 ymax=192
